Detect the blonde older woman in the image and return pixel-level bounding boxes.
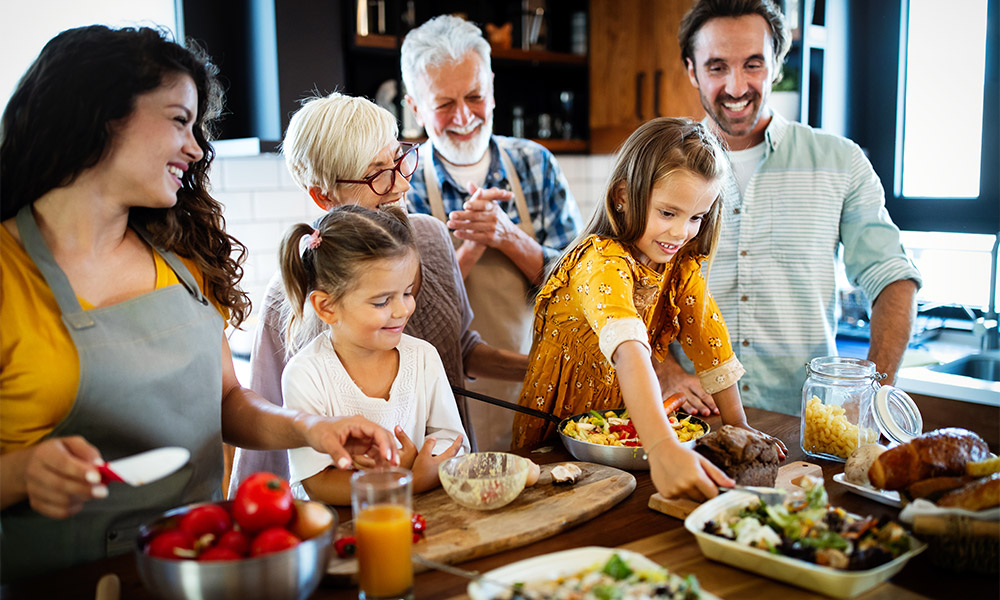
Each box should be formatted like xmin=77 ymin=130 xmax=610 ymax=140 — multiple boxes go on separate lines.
xmin=229 ymin=93 xmax=528 ymax=495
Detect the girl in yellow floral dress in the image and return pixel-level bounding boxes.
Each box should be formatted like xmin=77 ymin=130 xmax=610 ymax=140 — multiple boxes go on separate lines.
xmin=512 ymin=118 xmax=786 ymax=501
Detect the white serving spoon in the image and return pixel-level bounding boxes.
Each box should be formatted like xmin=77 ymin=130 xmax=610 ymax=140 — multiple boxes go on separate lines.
xmin=97 ymin=447 xmax=190 ymax=486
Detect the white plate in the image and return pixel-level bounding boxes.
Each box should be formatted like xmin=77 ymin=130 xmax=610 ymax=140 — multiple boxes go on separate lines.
xmin=467 ymin=546 xmax=718 ymax=600
xmin=684 ymin=491 xmax=925 ymax=599
xmin=833 ymin=473 xmax=902 ymax=508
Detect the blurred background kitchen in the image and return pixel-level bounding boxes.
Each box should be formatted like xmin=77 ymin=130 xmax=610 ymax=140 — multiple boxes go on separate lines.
xmin=3 ymin=0 xmax=997 ymax=405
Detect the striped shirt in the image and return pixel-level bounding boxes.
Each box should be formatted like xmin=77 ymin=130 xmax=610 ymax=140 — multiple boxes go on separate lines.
xmin=406 ymin=135 xmax=583 ymax=264
xmin=688 ymin=112 xmax=922 ymax=415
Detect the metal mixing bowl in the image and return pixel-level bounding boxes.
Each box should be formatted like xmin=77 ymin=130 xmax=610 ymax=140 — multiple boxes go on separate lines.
xmin=438 ymin=452 xmax=529 ymax=510
xmin=557 ymin=408 xmax=710 ymax=470
xmin=134 ymin=500 xmax=335 ymax=600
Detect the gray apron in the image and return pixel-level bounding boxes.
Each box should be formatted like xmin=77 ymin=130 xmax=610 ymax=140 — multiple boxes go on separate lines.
xmin=1 ymin=206 xmax=224 ymax=581
xmin=423 ymin=142 xmax=536 ymax=451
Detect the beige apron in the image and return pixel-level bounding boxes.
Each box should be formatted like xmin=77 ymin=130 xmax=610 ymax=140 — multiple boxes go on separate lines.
xmin=423 ymin=141 xmax=536 ymax=451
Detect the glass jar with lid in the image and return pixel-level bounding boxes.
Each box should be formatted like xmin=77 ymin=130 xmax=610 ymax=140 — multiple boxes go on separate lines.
xmin=800 ymin=356 xmax=922 ymax=462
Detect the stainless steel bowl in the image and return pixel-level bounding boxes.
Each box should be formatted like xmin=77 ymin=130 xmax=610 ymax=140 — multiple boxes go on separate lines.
xmin=557 ymin=408 xmax=710 ymax=470
xmin=135 ymin=500 xmax=335 ymax=600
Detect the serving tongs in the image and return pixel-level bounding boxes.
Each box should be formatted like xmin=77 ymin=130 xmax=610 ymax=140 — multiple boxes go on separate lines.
xmin=452 ymin=386 xmax=562 ymax=424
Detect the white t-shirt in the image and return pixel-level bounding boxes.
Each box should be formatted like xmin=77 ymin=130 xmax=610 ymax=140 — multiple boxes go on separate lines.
xmin=728 ymin=142 xmax=766 ymax=197
xmin=440 ymin=151 xmax=491 ymax=193
xmin=282 ymin=333 xmax=469 ymax=494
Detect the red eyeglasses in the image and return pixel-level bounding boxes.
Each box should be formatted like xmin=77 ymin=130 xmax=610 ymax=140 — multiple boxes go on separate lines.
xmin=336 ymin=142 xmax=419 ymax=196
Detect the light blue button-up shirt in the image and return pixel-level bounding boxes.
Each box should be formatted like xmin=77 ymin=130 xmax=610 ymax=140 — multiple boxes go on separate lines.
xmin=679 ymin=112 xmax=922 ymax=415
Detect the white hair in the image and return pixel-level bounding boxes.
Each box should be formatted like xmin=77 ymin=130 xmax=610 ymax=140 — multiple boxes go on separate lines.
xmin=281 ymin=92 xmax=397 ymax=197
xmin=400 ymin=14 xmax=492 ymax=102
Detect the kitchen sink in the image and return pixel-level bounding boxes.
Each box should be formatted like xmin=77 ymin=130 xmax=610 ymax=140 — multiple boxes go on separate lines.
xmin=927 ymin=351 xmax=1000 ymax=382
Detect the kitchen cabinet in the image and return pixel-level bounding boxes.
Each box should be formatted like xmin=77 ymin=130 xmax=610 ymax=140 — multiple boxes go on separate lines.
xmin=588 ymin=0 xmax=704 ymax=154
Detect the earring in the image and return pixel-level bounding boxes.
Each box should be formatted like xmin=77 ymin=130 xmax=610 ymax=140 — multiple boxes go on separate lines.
xmin=616 ymin=203 xmax=624 ymax=212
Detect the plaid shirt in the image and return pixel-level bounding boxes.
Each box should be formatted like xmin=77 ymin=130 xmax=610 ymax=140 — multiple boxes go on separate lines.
xmin=406 ymin=135 xmax=583 ymax=265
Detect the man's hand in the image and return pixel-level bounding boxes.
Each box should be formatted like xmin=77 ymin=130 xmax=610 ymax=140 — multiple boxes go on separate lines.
xmin=654 ymin=355 xmax=718 ymax=416
xmin=447 ymin=183 xmax=518 ymax=249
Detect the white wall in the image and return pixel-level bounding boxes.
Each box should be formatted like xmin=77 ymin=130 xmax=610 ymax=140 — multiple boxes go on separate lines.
xmin=211 ymin=152 xmax=615 ymax=320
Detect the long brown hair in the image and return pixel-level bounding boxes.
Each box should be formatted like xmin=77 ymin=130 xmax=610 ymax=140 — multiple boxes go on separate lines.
xmin=0 ymin=26 xmax=250 ymax=325
xmin=278 ymin=205 xmax=415 ymax=353
xmin=557 ymin=117 xmax=729 ymax=277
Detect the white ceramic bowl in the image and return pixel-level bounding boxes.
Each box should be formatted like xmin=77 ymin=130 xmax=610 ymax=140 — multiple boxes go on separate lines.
xmin=684 ymin=491 xmax=926 ymax=598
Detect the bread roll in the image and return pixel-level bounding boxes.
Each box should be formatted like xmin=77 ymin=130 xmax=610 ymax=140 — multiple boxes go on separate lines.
xmin=867 ymin=428 xmax=991 ymax=491
xmin=937 ymin=473 xmax=1000 ymax=511
xmin=907 ymin=476 xmax=975 ymax=501
xmin=844 ymin=444 xmax=886 ymax=485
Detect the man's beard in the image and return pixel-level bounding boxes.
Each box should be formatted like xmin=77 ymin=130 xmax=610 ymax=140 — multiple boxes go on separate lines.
xmin=428 ymin=113 xmax=493 ymax=165
xmin=700 ymin=90 xmax=764 ymax=139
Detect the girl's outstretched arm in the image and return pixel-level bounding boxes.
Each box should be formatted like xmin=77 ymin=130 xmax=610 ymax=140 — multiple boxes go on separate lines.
xmin=613 ymin=341 xmax=733 ymax=500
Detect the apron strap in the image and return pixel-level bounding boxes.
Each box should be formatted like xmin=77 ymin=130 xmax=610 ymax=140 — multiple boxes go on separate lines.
xmin=422 ymin=140 xmax=536 ymax=241
xmin=131 ymin=224 xmax=209 ymax=306
xmin=16 ymin=205 xmax=93 ymax=328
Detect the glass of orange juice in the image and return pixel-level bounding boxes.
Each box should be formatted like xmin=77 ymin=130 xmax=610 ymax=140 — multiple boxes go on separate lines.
xmin=350 ymin=467 xmax=414 ymax=600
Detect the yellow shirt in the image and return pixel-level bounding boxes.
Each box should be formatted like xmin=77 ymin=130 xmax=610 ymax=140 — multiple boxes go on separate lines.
xmin=0 ymin=227 xmax=225 ymax=454
xmin=512 ymin=235 xmax=744 ymax=450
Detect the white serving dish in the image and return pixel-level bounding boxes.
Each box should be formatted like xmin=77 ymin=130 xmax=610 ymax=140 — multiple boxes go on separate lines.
xmin=684 ymin=491 xmax=926 ymax=598
xmin=467 ymin=546 xmax=719 ymax=600
xmin=833 ymin=473 xmax=902 ymax=508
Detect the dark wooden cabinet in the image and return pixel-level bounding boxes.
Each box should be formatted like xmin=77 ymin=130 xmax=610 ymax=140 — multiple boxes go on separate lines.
xmin=588 ymin=0 xmax=704 ymax=154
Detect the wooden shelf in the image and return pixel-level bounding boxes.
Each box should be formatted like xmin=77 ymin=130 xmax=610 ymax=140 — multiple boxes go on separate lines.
xmin=353 ymin=33 xmax=397 ymax=50
xmin=491 ymin=47 xmax=587 ymax=66
xmin=531 ymin=138 xmax=588 ymax=153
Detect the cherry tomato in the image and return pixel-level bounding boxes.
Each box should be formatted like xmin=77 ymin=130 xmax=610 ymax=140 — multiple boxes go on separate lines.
xmin=179 ymin=504 xmax=232 ymax=539
xmin=333 ymin=535 xmax=357 ymax=558
xmin=250 ymin=527 xmax=301 ymax=557
xmin=412 ymin=533 xmax=422 ymax=544
xmin=411 ymin=513 xmax=426 ymax=536
xmin=233 ymin=472 xmax=294 ymax=532
xmin=288 ymin=500 xmax=334 ymax=540
xmin=199 ymin=547 xmax=242 ymax=561
xmin=215 ymin=529 xmax=250 ymax=556
xmin=147 ymin=530 xmax=197 ymax=560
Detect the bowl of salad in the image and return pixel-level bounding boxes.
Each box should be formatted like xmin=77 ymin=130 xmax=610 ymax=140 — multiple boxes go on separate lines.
xmin=683 ymin=476 xmax=925 ymax=598
xmin=558 ymin=408 xmax=709 ymax=470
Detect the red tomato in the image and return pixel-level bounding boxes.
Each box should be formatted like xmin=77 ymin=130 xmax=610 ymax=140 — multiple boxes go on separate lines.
xmin=215 ymin=529 xmax=250 ymax=556
xmin=179 ymin=504 xmax=232 ymax=538
xmin=333 ymin=535 xmax=356 ymax=558
xmin=199 ymin=546 xmax=242 ymax=561
xmin=233 ymin=472 xmax=294 ymax=532
xmin=250 ymin=527 xmax=301 ymax=557
xmin=147 ymin=530 xmax=197 ymax=560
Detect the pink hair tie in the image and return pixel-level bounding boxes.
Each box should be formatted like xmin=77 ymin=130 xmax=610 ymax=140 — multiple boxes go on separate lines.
xmin=306 ymin=229 xmax=322 ymax=250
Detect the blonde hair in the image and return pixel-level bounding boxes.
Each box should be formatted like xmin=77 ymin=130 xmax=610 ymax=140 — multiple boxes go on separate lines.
xmin=559 ymin=117 xmax=730 ymax=277
xmin=282 ymin=92 xmax=397 ymax=198
xmin=278 ymin=205 xmax=415 ymax=354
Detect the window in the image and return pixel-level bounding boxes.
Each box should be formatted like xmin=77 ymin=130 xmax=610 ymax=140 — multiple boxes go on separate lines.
xmin=896 ymin=0 xmax=989 ymax=199
xmin=1 ymin=0 xmax=178 ymax=107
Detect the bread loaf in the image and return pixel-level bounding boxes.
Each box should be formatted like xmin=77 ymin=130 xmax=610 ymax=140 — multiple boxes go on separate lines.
xmin=937 ymin=473 xmax=1000 ymax=511
xmin=867 ymin=428 xmax=991 ymax=490
xmin=907 ymin=476 xmax=976 ymax=502
xmin=694 ymin=425 xmax=779 ymax=486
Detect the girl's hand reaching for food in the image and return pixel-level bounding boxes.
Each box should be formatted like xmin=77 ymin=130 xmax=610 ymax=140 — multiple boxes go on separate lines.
xmin=647 ymin=438 xmax=733 ymax=501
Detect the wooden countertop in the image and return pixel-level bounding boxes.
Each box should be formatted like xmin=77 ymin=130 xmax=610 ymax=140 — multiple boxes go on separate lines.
xmin=3 ymin=403 xmax=997 ymax=600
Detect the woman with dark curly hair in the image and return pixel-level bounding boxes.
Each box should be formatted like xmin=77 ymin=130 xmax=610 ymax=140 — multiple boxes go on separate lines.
xmin=0 ymin=25 xmax=396 ymax=580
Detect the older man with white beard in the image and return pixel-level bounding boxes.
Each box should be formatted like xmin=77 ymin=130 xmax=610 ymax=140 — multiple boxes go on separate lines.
xmin=402 ymin=15 xmax=582 ymax=451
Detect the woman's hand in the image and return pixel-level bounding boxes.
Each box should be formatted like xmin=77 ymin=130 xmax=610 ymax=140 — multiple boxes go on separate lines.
xmin=648 ymin=438 xmax=733 ymax=501
xmin=1 ymin=436 xmax=107 ymax=518
xmin=301 ymin=414 xmax=399 ymax=470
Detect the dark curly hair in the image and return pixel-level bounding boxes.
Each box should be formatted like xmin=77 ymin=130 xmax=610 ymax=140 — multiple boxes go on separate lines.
xmin=0 ymin=25 xmax=250 ymax=325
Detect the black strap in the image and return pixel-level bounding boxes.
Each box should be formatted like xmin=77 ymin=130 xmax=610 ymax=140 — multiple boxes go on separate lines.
xmin=451 ymin=385 xmax=562 ymax=424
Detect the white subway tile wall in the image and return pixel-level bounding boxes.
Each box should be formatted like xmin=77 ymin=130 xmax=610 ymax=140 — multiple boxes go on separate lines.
xmin=210 ymin=153 xmax=616 ymax=315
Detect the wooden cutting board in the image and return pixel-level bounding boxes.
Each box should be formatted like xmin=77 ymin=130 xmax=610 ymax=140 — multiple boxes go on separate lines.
xmin=326 ymin=461 xmax=635 ymax=584
xmin=648 ymin=461 xmax=824 ymax=519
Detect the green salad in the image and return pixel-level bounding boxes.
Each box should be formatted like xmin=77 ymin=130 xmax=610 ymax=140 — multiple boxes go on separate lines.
xmin=703 ymin=477 xmax=913 ymax=570
xmin=495 ymin=553 xmax=702 ymax=600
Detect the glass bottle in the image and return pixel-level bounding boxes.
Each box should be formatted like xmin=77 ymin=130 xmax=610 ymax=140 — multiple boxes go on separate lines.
xmin=800 ymin=356 xmax=881 ymax=462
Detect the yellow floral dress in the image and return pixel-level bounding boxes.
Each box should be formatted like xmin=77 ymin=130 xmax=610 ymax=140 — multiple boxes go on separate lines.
xmin=511 ymin=235 xmax=744 ymax=450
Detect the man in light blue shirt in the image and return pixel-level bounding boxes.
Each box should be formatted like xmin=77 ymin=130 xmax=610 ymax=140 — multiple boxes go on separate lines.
xmin=661 ymin=0 xmax=922 ymax=415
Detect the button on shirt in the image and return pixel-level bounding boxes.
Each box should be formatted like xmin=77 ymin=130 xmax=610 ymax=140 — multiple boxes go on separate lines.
xmin=406 ymin=135 xmax=583 ymax=265
xmin=689 ymin=112 xmax=922 ymax=415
